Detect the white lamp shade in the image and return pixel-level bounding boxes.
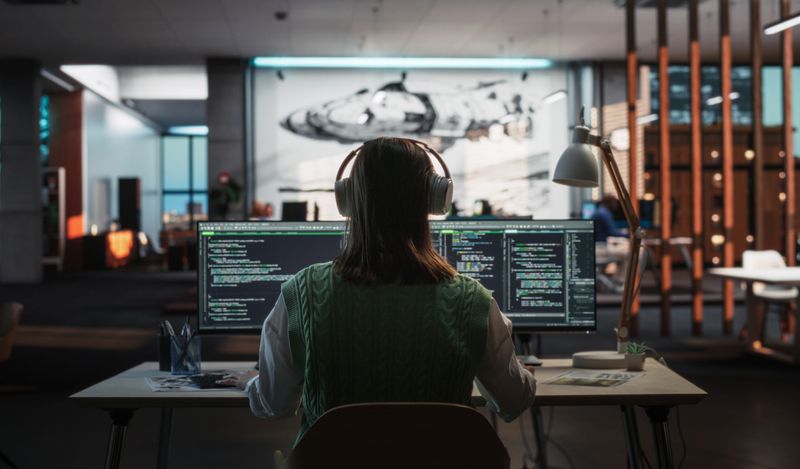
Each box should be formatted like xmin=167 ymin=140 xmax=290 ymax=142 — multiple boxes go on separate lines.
xmin=552 ymin=142 xmax=600 ymax=188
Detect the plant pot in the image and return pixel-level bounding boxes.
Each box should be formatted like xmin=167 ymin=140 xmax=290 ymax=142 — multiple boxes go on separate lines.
xmin=625 ymin=353 xmax=645 ymax=371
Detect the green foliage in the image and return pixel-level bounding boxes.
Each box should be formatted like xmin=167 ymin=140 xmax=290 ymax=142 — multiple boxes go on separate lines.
xmin=626 ymin=341 xmax=649 ymax=355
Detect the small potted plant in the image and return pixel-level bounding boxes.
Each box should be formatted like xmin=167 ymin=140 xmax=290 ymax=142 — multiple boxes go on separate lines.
xmin=625 ymin=342 xmax=648 ymax=371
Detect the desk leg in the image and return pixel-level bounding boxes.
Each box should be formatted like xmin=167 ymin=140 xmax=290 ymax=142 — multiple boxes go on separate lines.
xmin=530 ymin=407 xmax=548 ymax=469
xmin=104 ymin=409 xmax=135 ymax=469
xmin=643 ymin=406 xmax=673 ymax=469
xmin=620 ymin=406 xmax=642 ymax=469
xmin=157 ymin=408 xmax=173 ymax=469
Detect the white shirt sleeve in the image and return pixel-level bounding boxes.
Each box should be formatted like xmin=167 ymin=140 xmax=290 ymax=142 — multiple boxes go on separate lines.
xmin=475 ymin=299 xmax=537 ymax=422
xmin=244 ymin=294 xmax=304 ymax=419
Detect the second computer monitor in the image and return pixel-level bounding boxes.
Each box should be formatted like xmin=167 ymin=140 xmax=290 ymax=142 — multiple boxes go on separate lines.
xmin=430 ymin=220 xmax=595 ymax=332
xmin=197 ymin=219 xmax=595 ymax=333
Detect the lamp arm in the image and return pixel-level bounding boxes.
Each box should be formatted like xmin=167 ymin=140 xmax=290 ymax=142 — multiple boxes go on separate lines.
xmin=598 ymin=140 xmax=644 ymax=348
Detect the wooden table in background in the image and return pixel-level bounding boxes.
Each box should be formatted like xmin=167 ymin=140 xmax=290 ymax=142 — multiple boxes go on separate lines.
xmin=72 ymin=359 xmax=706 ymax=469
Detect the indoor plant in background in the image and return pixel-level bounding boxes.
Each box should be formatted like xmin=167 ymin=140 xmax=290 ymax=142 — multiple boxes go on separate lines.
xmin=625 ymin=342 xmax=649 ymax=371
xmin=210 ymin=171 xmax=242 ymax=219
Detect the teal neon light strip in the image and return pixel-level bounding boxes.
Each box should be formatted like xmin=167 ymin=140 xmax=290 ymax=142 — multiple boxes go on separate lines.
xmin=252 ymin=56 xmax=552 ymax=70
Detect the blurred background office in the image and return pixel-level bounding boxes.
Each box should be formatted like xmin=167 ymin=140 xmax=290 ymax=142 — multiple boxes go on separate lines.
xmin=1 ymin=1 xmax=800 ymax=468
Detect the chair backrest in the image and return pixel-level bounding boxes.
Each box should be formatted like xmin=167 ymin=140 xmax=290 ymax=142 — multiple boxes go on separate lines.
xmin=289 ymin=402 xmax=510 ymax=469
xmin=742 ymin=250 xmax=790 ymax=294
xmin=0 ymin=302 xmax=23 ymax=362
xmin=742 ymin=250 xmax=787 ymax=270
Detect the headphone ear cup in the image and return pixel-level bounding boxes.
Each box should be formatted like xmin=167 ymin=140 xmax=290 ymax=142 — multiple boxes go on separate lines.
xmin=335 ymin=178 xmax=352 ymax=217
xmin=428 ymin=175 xmax=453 ymax=215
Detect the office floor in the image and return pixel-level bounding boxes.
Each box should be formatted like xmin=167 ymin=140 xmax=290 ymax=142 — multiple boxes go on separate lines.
xmin=0 ymin=269 xmax=797 ymax=469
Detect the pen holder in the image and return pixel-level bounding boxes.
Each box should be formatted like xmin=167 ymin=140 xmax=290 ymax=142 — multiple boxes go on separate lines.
xmin=170 ymin=335 xmax=201 ymax=375
xmin=158 ymin=335 xmax=171 ymax=372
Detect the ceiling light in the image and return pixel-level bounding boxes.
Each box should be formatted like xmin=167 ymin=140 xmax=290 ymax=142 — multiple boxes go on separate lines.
xmin=167 ymin=125 xmax=208 ymax=136
xmin=252 ymin=56 xmax=552 ymax=70
xmin=705 ymin=92 xmax=739 ymax=106
xmin=636 ymin=113 xmax=658 ymax=124
xmin=764 ymin=12 xmax=800 ymax=35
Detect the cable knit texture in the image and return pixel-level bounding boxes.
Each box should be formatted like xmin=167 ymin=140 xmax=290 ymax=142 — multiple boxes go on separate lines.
xmin=282 ymin=261 xmax=490 ymax=444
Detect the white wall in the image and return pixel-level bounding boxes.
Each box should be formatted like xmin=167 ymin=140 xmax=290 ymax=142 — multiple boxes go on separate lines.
xmin=82 ymin=91 xmax=161 ymax=243
xmin=118 ymin=66 xmax=208 ymax=100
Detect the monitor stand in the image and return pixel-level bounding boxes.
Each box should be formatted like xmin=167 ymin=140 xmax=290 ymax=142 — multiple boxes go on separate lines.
xmin=515 ymin=333 xmax=542 ymax=366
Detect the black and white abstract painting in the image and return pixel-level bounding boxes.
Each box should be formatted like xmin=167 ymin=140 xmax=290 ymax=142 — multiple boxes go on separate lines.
xmin=254 ymin=68 xmax=569 ymax=220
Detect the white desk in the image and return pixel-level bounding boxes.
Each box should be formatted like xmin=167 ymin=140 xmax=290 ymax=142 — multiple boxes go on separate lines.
xmin=72 ymin=360 xmax=705 ymax=469
xmin=708 ymin=267 xmax=800 ymax=364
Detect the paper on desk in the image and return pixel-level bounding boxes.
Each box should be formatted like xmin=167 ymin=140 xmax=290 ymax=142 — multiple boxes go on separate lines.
xmin=146 ymin=375 xmax=237 ymax=392
xmin=544 ymin=370 xmax=642 ymax=387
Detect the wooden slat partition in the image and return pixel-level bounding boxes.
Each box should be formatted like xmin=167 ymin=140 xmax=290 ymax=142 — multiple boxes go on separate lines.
xmin=720 ymin=0 xmax=735 ymax=336
xmin=752 ymin=0 xmax=764 ymax=251
xmin=658 ymin=0 xmax=672 ymax=337
xmin=689 ymin=0 xmax=703 ymax=336
xmin=626 ymin=0 xmax=640 ymax=336
xmin=783 ymin=0 xmax=796 ymax=266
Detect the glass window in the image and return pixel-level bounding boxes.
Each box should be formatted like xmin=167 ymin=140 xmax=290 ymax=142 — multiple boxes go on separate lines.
xmin=163 ymin=136 xmax=190 ymax=190
xmin=161 ymin=135 xmax=208 ymax=230
xmin=163 ymin=194 xmax=191 ymax=216
xmin=192 ymin=136 xmax=208 ymax=191
xmin=650 ymin=65 xmax=752 ymax=126
xmin=763 ymin=67 xmax=783 ymax=127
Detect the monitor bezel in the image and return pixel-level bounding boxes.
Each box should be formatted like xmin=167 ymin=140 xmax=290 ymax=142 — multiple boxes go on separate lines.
xmin=196 ymin=219 xmax=597 ymax=335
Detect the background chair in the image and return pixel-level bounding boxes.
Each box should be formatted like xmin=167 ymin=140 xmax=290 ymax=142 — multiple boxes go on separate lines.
xmin=742 ymin=250 xmax=797 ymax=343
xmin=286 ymin=402 xmax=510 ymax=469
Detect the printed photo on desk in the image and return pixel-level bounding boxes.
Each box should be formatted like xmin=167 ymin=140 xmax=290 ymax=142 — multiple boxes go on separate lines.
xmin=544 ymin=370 xmax=643 ymax=387
xmin=146 ymin=373 xmax=238 ymax=392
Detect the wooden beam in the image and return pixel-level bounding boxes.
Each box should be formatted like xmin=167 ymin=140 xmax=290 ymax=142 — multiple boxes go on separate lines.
xmin=752 ymin=0 xmax=764 ymax=251
xmin=783 ymin=0 xmax=796 ymax=266
xmin=720 ymin=0 xmax=735 ymax=336
xmin=689 ymin=0 xmax=703 ymax=337
xmin=658 ymin=0 xmax=672 ymax=337
xmin=626 ymin=0 xmax=640 ymax=337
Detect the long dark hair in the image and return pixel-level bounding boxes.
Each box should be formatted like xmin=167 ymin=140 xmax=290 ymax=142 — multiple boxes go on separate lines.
xmin=334 ymin=137 xmax=457 ymax=284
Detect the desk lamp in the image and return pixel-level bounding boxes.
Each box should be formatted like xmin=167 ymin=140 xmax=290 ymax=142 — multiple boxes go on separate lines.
xmin=553 ymin=109 xmax=644 ymax=369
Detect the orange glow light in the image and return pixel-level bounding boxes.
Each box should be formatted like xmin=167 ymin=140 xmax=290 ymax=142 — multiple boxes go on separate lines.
xmin=107 ymin=231 xmax=134 ymax=260
xmin=67 ymin=215 xmax=84 ymax=240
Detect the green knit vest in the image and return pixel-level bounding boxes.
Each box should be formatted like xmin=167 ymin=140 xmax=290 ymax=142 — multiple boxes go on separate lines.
xmin=282 ymin=261 xmax=491 ymax=444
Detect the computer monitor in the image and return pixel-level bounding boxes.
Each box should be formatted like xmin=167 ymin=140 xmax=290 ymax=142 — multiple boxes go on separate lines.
xmin=197 ymin=221 xmax=346 ymax=333
xmin=430 ymin=220 xmax=595 ymax=332
xmin=197 ymin=219 xmax=595 ymax=333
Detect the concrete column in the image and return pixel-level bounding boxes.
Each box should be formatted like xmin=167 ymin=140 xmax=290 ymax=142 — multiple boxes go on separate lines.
xmin=206 ymin=58 xmax=249 ymax=220
xmin=0 ymin=60 xmax=42 ymax=283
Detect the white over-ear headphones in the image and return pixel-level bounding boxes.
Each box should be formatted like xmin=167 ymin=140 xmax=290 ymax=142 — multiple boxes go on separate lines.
xmin=334 ymin=138 xmax=454 ymax=217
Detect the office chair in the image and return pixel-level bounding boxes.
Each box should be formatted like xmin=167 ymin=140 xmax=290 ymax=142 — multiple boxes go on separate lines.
xmin=285 ymin=402 xmax=510 ymax=469
xmin=742 ymin=250 xmax=797 ymax=343
xmin=0 ymin=302 xmax=22 ymax=469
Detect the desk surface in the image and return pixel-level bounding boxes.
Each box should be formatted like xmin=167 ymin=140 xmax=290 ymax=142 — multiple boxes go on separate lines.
xmin=71 ymin=360 xmax=706 ymax=409
xmin=708 ymin=267 xmax=800 ymax=285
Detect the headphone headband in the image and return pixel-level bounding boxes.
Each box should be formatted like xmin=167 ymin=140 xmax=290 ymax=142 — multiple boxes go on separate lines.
xmin=334 ymin=138 xmax=450 ymax=182
xmin=334 ymin=138 xmax=454 ymax=217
